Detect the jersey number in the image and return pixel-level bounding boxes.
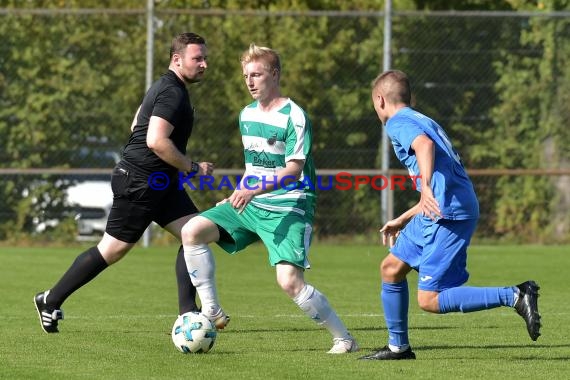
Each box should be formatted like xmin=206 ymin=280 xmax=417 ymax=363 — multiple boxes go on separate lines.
xmin=436 ymin=127 xmax=461 ymax=165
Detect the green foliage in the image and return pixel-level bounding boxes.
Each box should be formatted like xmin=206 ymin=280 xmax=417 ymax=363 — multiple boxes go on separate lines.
xmin=0 ymin=1 xmax=568 ymax=241
xmin=486 ymin=8 xmax=570 ymax=241
xmin=0 ymin=4 xmax=143 ymax=235
xmin=0 ymin=13 xmax=141 ymax=168
xmin=413 ymin=0 xmax=515 ymax=10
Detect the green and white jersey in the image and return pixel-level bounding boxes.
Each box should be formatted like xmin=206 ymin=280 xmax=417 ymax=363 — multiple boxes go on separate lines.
xmin=239 ymin=98 xmax=316 ymax=217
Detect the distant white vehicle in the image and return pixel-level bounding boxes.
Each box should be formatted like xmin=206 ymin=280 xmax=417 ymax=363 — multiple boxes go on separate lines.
xmin=66 ymin=181 xmax=113 ymax=240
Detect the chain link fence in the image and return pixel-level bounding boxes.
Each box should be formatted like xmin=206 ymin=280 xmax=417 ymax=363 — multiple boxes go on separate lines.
xmin=1 ymin=7 xmax=568 ymax=243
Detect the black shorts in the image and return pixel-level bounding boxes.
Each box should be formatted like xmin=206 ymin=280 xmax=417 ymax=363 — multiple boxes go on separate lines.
xmin=105 ymin=160 xmax=198 ymax=243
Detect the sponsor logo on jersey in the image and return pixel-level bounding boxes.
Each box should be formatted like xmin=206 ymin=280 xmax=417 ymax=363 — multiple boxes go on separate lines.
xmin=245 ymin=141 xmax=263 ymax=150
xmin=267 ymin=133 xmax=278 ymax=146
xmin=252 ymin=151 xmax=276 ymax=168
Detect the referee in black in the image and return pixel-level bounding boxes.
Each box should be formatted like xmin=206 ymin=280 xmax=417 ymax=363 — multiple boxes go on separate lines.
xmin=34 ymin=32 xmax=214 ymax=333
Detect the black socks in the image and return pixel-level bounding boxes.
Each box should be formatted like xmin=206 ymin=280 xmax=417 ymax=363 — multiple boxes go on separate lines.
xmin=176 ymin=245 xmax=199 ymax=314
xmin=46 ymin=246 xmax=108 ymax=309
xmin=46 ymin=244 xmax=199 ymax=314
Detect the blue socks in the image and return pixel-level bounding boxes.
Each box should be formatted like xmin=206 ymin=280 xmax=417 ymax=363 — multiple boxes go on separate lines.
xmin=381 ymin=281 xmax=517 ymax=348
xmin=381 ymin=280 xmax=409 ymax=348
xmin=438 ymin=286 xmax=516 ymax=313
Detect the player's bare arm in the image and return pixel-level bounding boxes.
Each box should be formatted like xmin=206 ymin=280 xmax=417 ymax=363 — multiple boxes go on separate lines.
xmin=228 ymin=159 xmax=304 ymax=212
xmin=411 ymin=134 xmax=442 ymax=220
xmin=147 ymin=115 xmax=214 ymax=175
xmin=130 ymin=106 xmax=141 ymax=132
xmin=380 ymin=203 xmax=421 ymax=247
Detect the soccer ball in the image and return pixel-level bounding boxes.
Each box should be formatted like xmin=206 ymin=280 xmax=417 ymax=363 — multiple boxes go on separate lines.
xmin=171 ymin=312 xmax=217 ymax=354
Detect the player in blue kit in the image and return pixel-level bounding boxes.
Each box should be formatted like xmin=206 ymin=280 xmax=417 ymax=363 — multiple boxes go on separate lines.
xmin=359 ymin=70 xmax=541 ymax=360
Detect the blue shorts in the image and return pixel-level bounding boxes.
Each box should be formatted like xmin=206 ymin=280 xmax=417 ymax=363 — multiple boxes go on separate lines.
xmin=391 ymin=215 xmax=478 ymax=292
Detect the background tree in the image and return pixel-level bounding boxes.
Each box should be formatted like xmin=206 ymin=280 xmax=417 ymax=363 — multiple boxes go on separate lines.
xmin=0 ymin=0 xmax=145 ymax=238
xmin=487 ymin=0 xmax=570 ymax=241
xmin=0 ymin=0 xmax=568 ymax=242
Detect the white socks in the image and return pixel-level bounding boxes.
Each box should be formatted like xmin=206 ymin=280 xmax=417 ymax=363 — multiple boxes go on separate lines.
xmin=183 ymin=244 xmax=221 ymax=318
xmin=293 ymin=284 xmax=350 ymax=340
xmin=183 ymin=246 xmax=350 ymax=341
xmin=513 ymin=286 xmax=520 ymax=307
xmin=389 ymin=344 xmax=410 ymax=353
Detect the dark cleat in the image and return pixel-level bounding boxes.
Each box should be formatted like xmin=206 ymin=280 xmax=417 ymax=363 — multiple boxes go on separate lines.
xmin=34 ymin=290 xmax=64 ymax=333
xmin=358 ymin=345 xmax=416 ymax=360
xmin=514 ymin=280 xmax=541 ymax=341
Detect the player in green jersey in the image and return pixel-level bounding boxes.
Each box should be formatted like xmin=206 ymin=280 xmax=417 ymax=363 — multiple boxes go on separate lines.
xmin=180 ymin=43 xmax=358 ymax=353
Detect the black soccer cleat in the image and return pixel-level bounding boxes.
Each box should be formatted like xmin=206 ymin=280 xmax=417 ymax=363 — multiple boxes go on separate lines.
xmin=358 ymin=345 xmax=416 ymax=360
xmin=514 ymin=280 xmax=541 ymax=341
xmin=34 ymin=290 xmax=64 ymax=334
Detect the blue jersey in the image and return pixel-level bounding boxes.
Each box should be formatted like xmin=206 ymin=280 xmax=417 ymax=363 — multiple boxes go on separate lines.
xmin=386 ymin=107 xmax=479 ymax=220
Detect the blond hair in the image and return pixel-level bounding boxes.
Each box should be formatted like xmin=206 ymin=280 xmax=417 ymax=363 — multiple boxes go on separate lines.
xmin=240 ymin=43 xmax=281 ymax=73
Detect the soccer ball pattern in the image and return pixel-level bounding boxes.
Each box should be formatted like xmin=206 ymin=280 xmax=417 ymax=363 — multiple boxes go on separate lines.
xmin=171 ymin=312 xmax=217 ymax=354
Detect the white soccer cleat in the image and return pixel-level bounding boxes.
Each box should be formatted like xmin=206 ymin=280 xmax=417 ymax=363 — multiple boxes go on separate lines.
xmin=327 ymin=336 xmax=360 ymax=354
xmin=203 ymin=306 xmax=230 ymax=330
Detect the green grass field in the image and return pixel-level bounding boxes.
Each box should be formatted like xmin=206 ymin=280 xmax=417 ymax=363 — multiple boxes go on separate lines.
xmin=1 ymin=244 xmax=568 ymax=379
